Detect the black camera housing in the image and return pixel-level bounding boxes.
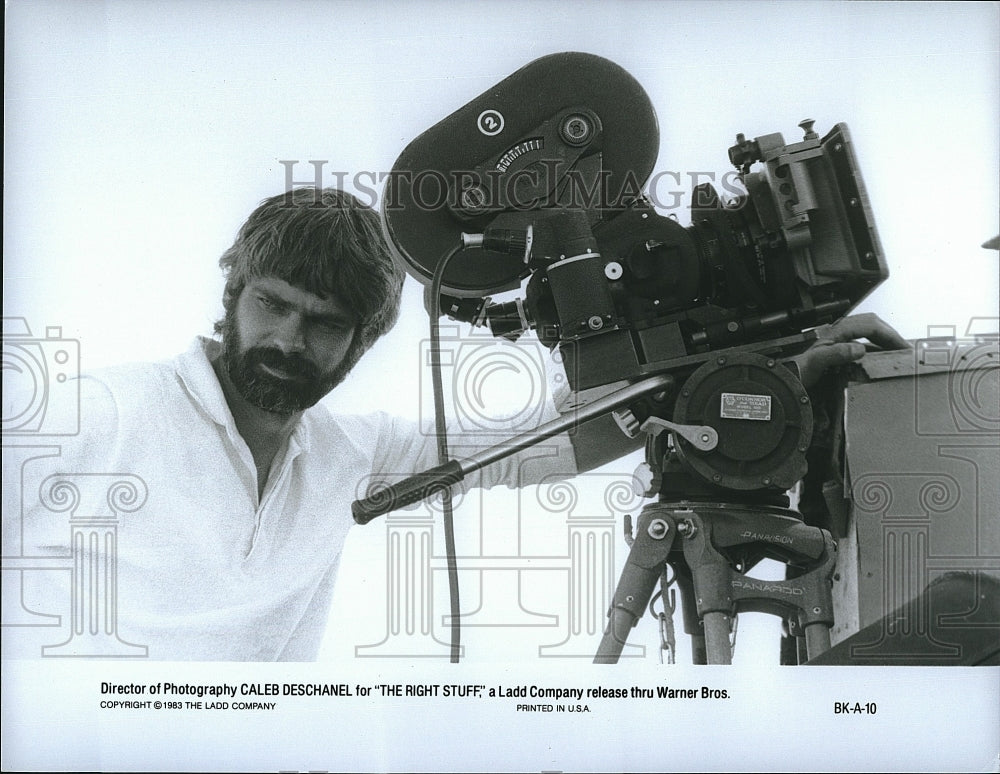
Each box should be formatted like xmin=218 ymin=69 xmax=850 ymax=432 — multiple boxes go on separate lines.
xmin=383 ymin=53 xmax=887 ymax=400
xmin=381 ymin=52 xmax=889 ymax=497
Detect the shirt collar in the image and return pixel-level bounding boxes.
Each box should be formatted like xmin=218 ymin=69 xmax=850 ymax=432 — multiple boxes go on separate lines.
xmin=174 ymin=336 xmax=232 ymax=427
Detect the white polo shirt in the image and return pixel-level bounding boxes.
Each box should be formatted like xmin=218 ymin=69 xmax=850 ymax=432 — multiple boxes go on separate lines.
xmin=16 ymin=337 xmax=577 ymax=660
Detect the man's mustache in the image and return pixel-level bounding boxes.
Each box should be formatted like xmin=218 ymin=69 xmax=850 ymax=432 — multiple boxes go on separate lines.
xmin=246 ymin=347 xmax=319 ymax=381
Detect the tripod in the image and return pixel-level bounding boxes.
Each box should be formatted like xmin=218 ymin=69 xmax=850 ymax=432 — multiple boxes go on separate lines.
xmin=352 ymin=369 xmax=839 ymax=665
xmin=595 ymin=495 xmax=837 ymax=664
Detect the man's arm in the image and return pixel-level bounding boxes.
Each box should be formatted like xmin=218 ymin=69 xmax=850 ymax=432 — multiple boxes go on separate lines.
xmin=567 ymin=313 xmax=910 ymax=474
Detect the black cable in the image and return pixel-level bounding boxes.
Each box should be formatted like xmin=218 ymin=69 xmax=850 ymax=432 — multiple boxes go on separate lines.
xmin=429 ymin=241 xmax=465 ymax=663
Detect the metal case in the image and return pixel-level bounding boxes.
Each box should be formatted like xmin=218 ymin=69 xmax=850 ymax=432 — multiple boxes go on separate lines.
xmin=822 ymin=337 xmax=999 ymax=664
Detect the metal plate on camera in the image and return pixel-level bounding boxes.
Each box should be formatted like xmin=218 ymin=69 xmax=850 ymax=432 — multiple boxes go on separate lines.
xmin=720 ymin=392 xmax=772 ymax=421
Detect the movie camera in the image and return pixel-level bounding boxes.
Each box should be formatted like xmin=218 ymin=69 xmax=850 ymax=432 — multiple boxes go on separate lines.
xmin=352 ymin=52 xmax=890 ymax=664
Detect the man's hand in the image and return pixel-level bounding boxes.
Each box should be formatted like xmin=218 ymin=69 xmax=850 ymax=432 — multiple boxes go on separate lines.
xmin=793 ymin=312 xmax=910 ymax=389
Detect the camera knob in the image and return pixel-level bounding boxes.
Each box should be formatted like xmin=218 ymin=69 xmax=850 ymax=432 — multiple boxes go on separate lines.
xmin=799 ymin=119 xmax=818 ymax=140
xmin=631 ymin=462 xmax=657 ymax=498
xmin=728 ymin=132 xmax=761 ymax=169
xmin=560 ymin=113 xmax=595 ymax=146
xmin=612 ymin=409 xmax=641 ymax=438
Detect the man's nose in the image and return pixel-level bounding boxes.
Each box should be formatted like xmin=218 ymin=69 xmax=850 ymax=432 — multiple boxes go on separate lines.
xmin=272 ymin=313 xmax=307 ymax=354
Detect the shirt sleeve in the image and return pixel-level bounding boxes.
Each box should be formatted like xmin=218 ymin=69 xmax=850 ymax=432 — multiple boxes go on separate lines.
xmin=8 ymin=373 xmax=123 ymax=558
xmin=366 ymin=401 xmax=579 ymax=496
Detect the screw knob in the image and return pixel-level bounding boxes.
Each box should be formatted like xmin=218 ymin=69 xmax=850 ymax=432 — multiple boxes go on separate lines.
xmin=613 ymin=409 xmax=641 ymax=438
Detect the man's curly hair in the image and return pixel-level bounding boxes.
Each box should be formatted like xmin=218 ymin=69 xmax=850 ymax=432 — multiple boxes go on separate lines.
xmin=216 ymin=187 xmax=404 ymax=376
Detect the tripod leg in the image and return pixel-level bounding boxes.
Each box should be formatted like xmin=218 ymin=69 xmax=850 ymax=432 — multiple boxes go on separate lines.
xmin=674 ymin=571 xmax=707 ymax=664
xmin=595 ymin=608 xmax=644 ymax=663
xmin=702 ymin=611 xmax=734 ymax=665
xmin=594 ymin=509 xmax=677 ymax=664
xmin=804 ymin=621 xmax=832 ymax=660
xmin=780 ymin=625 xmax=799 ymax=665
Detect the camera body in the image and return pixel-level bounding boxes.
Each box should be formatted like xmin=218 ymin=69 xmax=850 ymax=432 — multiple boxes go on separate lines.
xmin=2 ymin=318 xmax=80 ymax=436
xmin=384 ymin=54 xmax=887 ymax=395
xmin=531 ymin=120 xmax=887 ymax=399
xmin=382 ymin=52 xmax=889 ymax=498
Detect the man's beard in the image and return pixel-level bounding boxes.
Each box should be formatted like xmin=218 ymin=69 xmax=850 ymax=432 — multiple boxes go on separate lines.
xmin=220 ymin=315 xmax=352 ymax=415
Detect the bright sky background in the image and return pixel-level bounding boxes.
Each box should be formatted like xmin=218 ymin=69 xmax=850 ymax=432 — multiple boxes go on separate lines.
xmin=5 ymin=0 xmax=998 ymax=402
xmin=3 ymin=1 xmax=998 ymax=770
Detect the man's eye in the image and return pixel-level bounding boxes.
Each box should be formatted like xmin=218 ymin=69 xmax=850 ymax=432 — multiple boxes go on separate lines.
xmin=317 ymin=319 xmax=350 ymax=333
